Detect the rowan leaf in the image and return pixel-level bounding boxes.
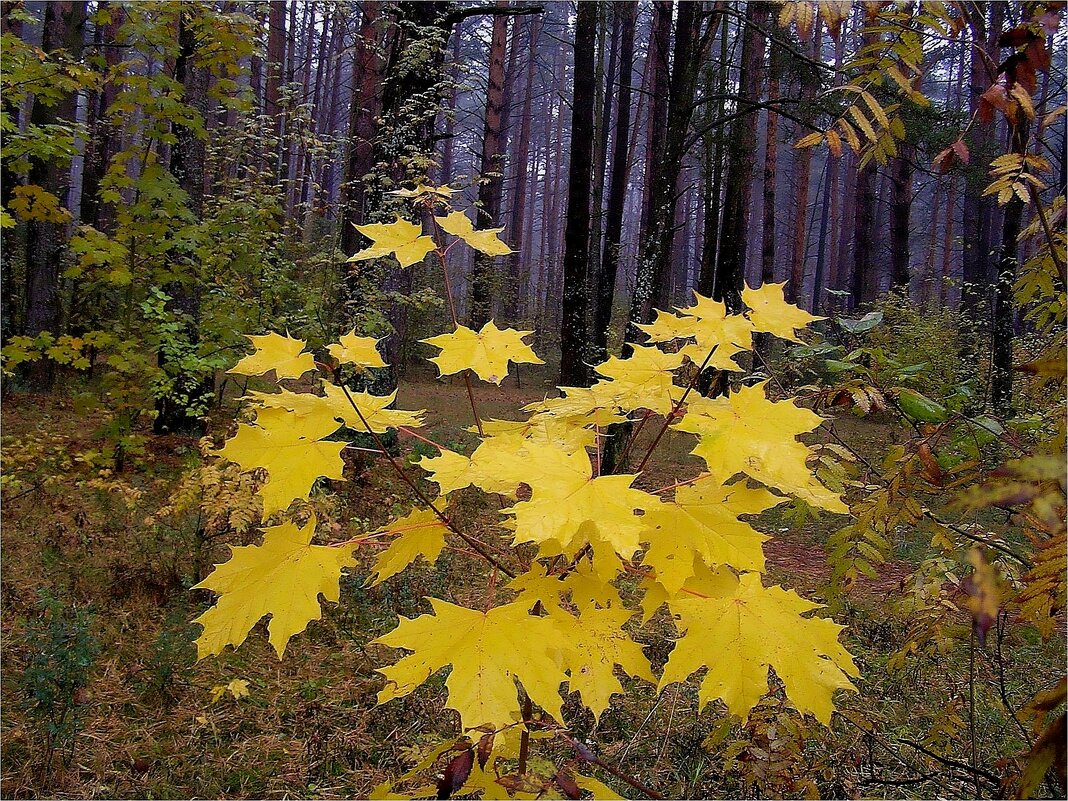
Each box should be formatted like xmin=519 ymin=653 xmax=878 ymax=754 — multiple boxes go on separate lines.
xmin=328 ymin=329 xmax=387 ymax=370
xmin=218 ymin=406 xmax=346 ymax=519
xmin=229 ymin=332 xmax=317 ymax=380
xmin=742 ymin=282 xmax=824 ymax=342
xmin=350 ymin=215 xmax=437 ymax=267
xmin=660 ymin=572 xmax=858 ymax=723
xmin=368 ymin=506 xmax=449 ymax=586
xmin=193 ymin=516 xmax=355 ymax=658
xmin=374 ymin=599 xmax=567 ymax=733
xmin=435 ymin=210 xmax=511 ymax=256
xmin=423 ymin=320 xmax=543 ymax=384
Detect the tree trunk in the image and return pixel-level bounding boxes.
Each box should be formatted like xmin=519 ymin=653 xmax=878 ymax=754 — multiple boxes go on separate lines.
xmin=888 ymin=141 xmax=914 ymax=291
xmin=760 ymin=42 xmax=780 ymax=286
xmin=961 ymin=1 xmax=1003 ymax=316
xmin=469 ymin=1 xmax=511 ymax=327
xmin=590 ymin=0 xmax=636 ymax=364
xmin=266 ymin=2 xmax=286 ymax=179
xmin=23 ymin=0 xmax=87 ymax=390
xmin=991 ymin=113 xmax=1028 ymax=414
xmin=155 ymin=8 xmax=212 ymax=434
xmin=787 ymin=27 xmax=821 ymax=303
xmin=559 ymin=1 xmax=598 ymax=387
xmin=697 ymin=23 xmax=730 ymax=297
xmin=712 ymin=1 xmax=767 ymax=313
xmin=506 ymin=15 xmax=538 ymax=321
xmin=340 ymin=3 xmax=384 ymax=255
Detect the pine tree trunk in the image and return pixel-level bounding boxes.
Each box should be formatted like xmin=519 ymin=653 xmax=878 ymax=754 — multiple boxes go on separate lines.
xmin=506 ymin=15 xmax=538 ymax=321
xmin=23 ymin=0 xmax=86 ymax=390
xmin=712 ymin=1 xmax=768 ymax=313
xmin=469 ymin=2 xmax=511 ymax=327
xmin=559 ymin=1 xmax=598 ymax=387
xmin=590 ymin=0 xmax=636 ymax=364
xmin=155 ymin=8 xmax=212 ymax=434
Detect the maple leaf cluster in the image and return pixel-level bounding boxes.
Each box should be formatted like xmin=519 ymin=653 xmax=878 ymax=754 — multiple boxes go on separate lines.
xmin=192 ymin=186 xmax=858 ymax=798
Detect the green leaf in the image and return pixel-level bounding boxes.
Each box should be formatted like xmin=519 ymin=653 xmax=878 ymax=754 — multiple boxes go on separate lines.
xmin=896 ymin=388 xmax=948 ymax=424
xmin=837 ymin=311 xmax=883 ymax=333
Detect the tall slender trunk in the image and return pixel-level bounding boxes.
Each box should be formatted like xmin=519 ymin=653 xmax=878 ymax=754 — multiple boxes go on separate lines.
xmin=590 ymin=0 xmax=636 ymax=364
xmin=23 ymin=0 xmax=87 ymax=390
xmin=340 ymin=3 xmax=383 ymax=255
xmin=712 ymin=1 xmax=767 ymax=313
xmin=889 ymin=141 xmax=915 ymax=291
xmin=991 ymin=118 xmax=1027 ymax=413
xmin=697 ymin=23 xmax=730 ymax=296
xmin=760 ymin=42 xmax=780 ymax=286
xmin=468 ymin=2 xmax=511 ymax=326
xmin=155 ymin=8 xmax=212 ymax=434
xmin=506 ymin=15 xmax=538 ymax=321
xmin=788 ymin=26 xmax=821 ymax=303
xmin=559 ymin=1 xmax=598 ymax=387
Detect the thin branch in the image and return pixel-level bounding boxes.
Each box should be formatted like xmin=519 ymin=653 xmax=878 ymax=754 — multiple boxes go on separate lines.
xmin=337 ymin=384 xmax=516 ymax=578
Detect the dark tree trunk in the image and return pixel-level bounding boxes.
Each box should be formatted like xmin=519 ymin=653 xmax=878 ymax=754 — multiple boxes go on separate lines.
xmin=888 ymin=141 xmax=914 ymax=290
xmin=266 ymin=2 xmax=286 ymax=178
xmin=712 ymin=1 xmax=767 ymax=313
xmin=469 ymin=1 xmax=511 ymax=327
xmin=991 ymin=117 xmax=1028 ymax=414
xmin=340 ymin=2 xmax=384 ymax=255
xmin=961 ymin=1 xmax=1003 ymax=316
xmin=629 ymin=2 xmax=718 ymax=333
xmin=506 ymin=15 xmax=538 ymax=321
xmin=590 ymin=0 xmax=636 ymax=364
xmin=155 ymin=8 xmax=212 ymax=434
xmin=559 ymin=1 xmax=598 ymax=387
xmin=697 ymin=23 xmax=730 ymax=297
xmin=787 ymin=27 xmax=821 ymax=304
xmin=23 ymin=0 xmax=87 ymax=390
xmin=760 ymin=43 xmax=781 ymax=286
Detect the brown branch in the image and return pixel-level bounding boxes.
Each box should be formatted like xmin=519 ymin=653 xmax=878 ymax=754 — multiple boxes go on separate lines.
xmin=337 ymin=384 xmax=516 ymax=578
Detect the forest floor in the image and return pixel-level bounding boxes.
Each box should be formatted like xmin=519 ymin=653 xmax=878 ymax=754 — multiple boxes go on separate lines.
xmin=0 ymin=376 xmax=1057 ymax=799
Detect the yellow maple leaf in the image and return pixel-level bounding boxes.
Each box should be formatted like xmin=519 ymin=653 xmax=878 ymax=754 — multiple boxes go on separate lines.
xmin=553 ymin=605 xmax=654 ymax=720
xmin=367 ymin=506 xmax=449 ymax=586
xmin=218 ymin=405 xmax=346 ymax=519
xmin=350 ymin=215 xmax=437 ymax=267
xmin=327 ymin=329 xmax=387 ymax=370
xmin=636 ymin=309 xmax=698 ymax=343
xmin=321 ymin=385 xmax=426 ymax=433
xmin=675 ymin=293 xmax=753 ymax=371
xmin=504 ymin=448 xmax=657 ymax=558
xmin=675 ymin=382 xmax=847 ymax=513
xmin=193 ymin=516 xmax=355 ymax=658
xmin=374 ymin=599 xmax=567 ymax=733
xmin=229 ymin=332 xmax=317 ymax=380
xmin=435 ymin=210 xmax=511 ymax=256
xmin=594 ymin=345 xmax=684 ymax=414
xmin=562 ymin=563 xmax=623 ymax=611
xmin=742 ymin=281 xmax=824 ymax=342
xmin=423 ymin=320 xmax=543 ymax=384
xmin=641 ymin=479 xmax=786 ymax=596
xmin=507 ymin=561 xmax=568 ymax=614
xmin=210 ymin=678 xmax=251 ymax=703
xmin=659 ymin=572 xmax=858 ymax=724
xmin=388 ymin=183 xmax=456 ymax=199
